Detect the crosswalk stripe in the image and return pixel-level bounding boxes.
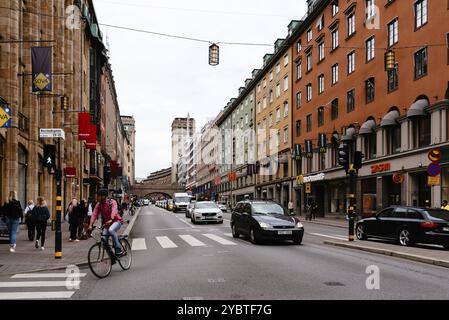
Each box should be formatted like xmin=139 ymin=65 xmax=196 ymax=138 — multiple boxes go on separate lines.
xmin=0 ymin=281 xmax=81 ymax=288
xmin=156 ymin=236 xmax=178 ymax=248
xmin=131 ymin=238 xmax=147 ymax=251
xmin=12 ymin=273 xmax=86 ymax=279
xmin=202 ymin=234 xmax=236 ymax=246
xmin=0 ymin=291 xmax=75 ymax=300
xmin=179 ymin=235 xmax=206 ymax=247
xmin=224 ymin=233 xmax=233 ymax=237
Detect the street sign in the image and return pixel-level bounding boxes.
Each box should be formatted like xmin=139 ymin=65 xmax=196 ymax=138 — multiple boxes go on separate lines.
xmin=428 ymin=148 xmax=442 ymax=163
xmin=0 ymin=103 xmax=11 ymax=128
xmin=428 ymin=175 xmax=441 ymax=186
xmin=305 ymin=183 xmax=312 ymax=194
xmin=427 ymin=163 xmax=442 ymax=177
xmin=39 ymin=128 xmax=65 ymax=140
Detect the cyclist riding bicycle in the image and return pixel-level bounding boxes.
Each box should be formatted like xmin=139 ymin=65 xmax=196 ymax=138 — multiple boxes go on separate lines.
xmin=88 ymin=189 xmax=124 ymax=256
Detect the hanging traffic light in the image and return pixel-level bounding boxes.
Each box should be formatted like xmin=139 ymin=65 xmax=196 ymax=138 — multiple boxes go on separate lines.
xmin=61 ymin=96 xmax=68 ymax=110
xmin=43 ymin=144 xmax=56 ymax=172
xmin=338 ymin=142 xmax=349 ymax=172
xmin=209 ymin=43 xmax=219 ymax=66
xmin=385 ymin=50 xmax=396 ymax=71
xmin=354 ymin=151 xmax=364 ymax=172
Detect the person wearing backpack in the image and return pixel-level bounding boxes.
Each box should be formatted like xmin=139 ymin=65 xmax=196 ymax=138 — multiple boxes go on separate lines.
xmin=31 ymin=197 xmax=50 ymax=250
xmin=2 ymin=191 xmax=23 ymax=253
xmin=24 ymin=200 xmax=35 ymax=241
xmin=67 ymin=198 xmax=79 ymax=242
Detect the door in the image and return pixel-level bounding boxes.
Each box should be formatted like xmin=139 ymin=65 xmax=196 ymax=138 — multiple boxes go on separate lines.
xmin=367 ymin=208 xmax=394 ymax=237
xmin=385 ymin=207 xmax=408 ymax=239
xmin=232 ymin=203 xmax=243 ymax=232
xmin=241 ymin=204 xmax=253 ymax=236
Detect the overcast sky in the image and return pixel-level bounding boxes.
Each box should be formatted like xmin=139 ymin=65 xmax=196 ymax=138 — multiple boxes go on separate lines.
xmin=93 ymin=0 xmax=308 ymax=179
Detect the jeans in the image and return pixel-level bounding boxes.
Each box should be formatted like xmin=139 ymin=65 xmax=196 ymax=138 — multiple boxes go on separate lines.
xmin=35 ymin=221 xmax=47 ymax=247
xmin=7 ymin=218 xmax=20 ymax=246
xmin=102 ymin=221 xmax=123 ymax=250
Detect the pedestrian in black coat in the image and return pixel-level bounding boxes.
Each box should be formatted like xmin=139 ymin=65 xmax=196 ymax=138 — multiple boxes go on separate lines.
xmin=31 ymin=197 xmax=50 ymax=250
xmin=1 ymin=191 xmax=23 ymax=252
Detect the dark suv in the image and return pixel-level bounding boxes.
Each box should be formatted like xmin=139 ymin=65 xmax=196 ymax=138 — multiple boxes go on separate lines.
xmin=231 ymin=200 xmax=304 ymax=245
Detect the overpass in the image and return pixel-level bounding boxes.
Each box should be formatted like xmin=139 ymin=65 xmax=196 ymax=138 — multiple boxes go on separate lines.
xmin=133 ymin=168 xmax=184 ymax=199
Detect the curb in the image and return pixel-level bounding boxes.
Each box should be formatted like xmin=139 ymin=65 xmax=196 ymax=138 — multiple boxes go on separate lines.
xmin=324 ymin=240 xmax=449 ymax=268
xmin=303 ymin=220 xmax=348 ymax=229
xmin=123 ymin=207 xmax=141 ymax=237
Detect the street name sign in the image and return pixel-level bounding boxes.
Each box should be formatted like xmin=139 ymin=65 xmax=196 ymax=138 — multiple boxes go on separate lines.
xmin=39 ymin=128 xmax=65 ymax=140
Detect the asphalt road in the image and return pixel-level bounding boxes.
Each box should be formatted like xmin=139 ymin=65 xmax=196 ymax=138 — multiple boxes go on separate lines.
xmin=2 ymin=205 xmax=449 ymax=300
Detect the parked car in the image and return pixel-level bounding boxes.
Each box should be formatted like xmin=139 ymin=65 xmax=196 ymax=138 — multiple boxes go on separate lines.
xmin=167 ymin=199 xmax=174 ymax=211
xmin=217 ymin=202 xmax=227 ymax=212
xmin=231 ymin=200 xmax=304 ymax=245
xmin=190 ymin=201 xmax=223 ymax=224
xmin=185 ymin=202 xmax=195 ymax=218
xmin=356 ymin=206 xmax=449 ymax=249
xmin=143 ymin=199 xmax=150 ymax=206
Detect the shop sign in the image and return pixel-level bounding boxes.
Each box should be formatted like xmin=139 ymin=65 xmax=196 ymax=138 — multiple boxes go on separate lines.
xmin=305 ymin=183 xmax=312 ymax=194
xmin=392 ymin=173 xmax=405 ymax=184
xmin=427 ymin=175 xmax=441 ymax=186
xmin=428 ymin=148 xmax=442 ymax=163
xmin=371 ymin=163 xmax=391 ymax=174
xmin=296 ymin=173 xmax=325 ymax=185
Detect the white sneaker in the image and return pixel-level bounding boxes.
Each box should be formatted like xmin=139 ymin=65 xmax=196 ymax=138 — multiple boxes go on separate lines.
xmin=9 ymin=247 xmax=15 ymax=253
xmin=75 ymin=239 xmax=80 ymax=242
xmin=40 ymin=247 xmax=45 ymax=251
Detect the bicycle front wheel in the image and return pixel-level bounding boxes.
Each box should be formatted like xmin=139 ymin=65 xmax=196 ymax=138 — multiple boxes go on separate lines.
xmin=118 ymin=238 xmax=132 ymax=270
xmin=88 ymin=242 xmax=112 ymax=279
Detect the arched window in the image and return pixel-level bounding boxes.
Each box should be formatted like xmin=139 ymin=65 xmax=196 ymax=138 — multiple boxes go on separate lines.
xmin=408 ymin=96 xmax=430 ymax=148
xmin=381 ymin=107 xmax=401 ymax=155
xmin=18 ymin=144 xmax=28 ymax=208
xmin=359 ymin=117 xmax=377 ymax=160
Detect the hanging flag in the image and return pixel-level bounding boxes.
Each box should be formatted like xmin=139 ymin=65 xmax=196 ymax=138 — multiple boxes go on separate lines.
xmin=78 ymin=112 xmax=92 ymax=141
xmin=32 ymin=47 xmax=52 ymax=92
xmin=85 ymin=124 xmax=97 ymax=150
xmin=293 ymin=144 xmax=302 ymax=160
xmin=305 ymin=140 xmax=313 ymax=158
xmin=318 ymin=133 xmax=327 ymax=153
xmin=110 ymin=160 xmax=119 ymax=178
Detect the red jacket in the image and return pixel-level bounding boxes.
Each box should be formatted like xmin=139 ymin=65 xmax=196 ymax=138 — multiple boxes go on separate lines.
xmin=90 ymin=199 xmax=123 ymax=226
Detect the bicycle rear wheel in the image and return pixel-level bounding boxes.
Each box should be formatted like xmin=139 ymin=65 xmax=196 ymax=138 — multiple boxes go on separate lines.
xmin=88 ymin=242 xmax=112 ymax=279
xmin=118 ymin=238 xmax=132 ymax=270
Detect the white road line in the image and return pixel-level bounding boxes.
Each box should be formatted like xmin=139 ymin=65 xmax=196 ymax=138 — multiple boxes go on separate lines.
xmin=12 ymin=273 xmax=86 ymax=279
xmin=224 ymin=233 xmax=233 ymax=237
xmin=0 ymin=281 xmax=81 ymax=288
xmin=156 ymin=236 xmax=178 ymax=249
xmin=151 ymin=227 xmax=191 ymax=231
xmin=178 ymin=217 xmax=194 ymax=228
xmin=202 ymin=234 xmax=237 ymax=246
xmin=140 ymin=212 xmax=154 ymax=216
xmin=179 ymin=235 xmax=206 ymax=247
xmin=131 ymin=238 xmax=148 ymax=251
xmin=309 ymin=233 xmax=347 ymax=241
xmin=0 ymin=291 xmax=75 ymax=300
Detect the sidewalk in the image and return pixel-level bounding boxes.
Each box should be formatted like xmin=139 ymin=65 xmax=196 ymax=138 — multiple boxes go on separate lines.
xmin=324 ymin=238 xmax=449 ymax=268
xmin=300 ymin=216 xmax=349 ymax=228
xmin=0 ymin=209 xmax=140 ymax=275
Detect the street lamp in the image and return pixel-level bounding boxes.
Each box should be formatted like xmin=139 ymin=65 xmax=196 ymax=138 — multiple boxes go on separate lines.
xmin=209 ymin=43 xmax=219 ymax=66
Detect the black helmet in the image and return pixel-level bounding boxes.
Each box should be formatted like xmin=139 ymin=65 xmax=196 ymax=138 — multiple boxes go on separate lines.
xmin=96 ymin=188 xmax=108 ymax=196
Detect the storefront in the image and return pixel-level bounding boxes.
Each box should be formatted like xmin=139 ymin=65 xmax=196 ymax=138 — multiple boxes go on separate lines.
xmin=361 ymin=177 xmax=377 ymax=217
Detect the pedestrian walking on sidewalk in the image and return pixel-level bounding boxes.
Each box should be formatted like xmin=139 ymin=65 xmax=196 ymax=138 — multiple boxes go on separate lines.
xmin=24 ymin=200 xmax=35 ymax=241
xmin=31 ymin=197 xmax=50 ymax=250
xmin=75 ymin=200 xmax=88 ymax=240
xmin=311 ymin=201 xmax=318 ymax=221
xmin=1 ymin=191 xmax=23 ymax=253
xmin=67 ymin=198 xmax=79 ymax=242
xmin=442 ymin=200 xmax=449 ymax=211
xmin=288 ymin=201 xmax=294 ymax=215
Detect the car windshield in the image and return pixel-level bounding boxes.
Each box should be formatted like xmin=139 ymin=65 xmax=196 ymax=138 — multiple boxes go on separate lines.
xmin=425 ymin=209 xmax=449 ymax=221
xmin=252 ymin=203 xmax=285 ymax=216
xmin=196 ymin=203 xmax=218 ymax=209
xmin=175 ymin=197 xmax=191 ymax=203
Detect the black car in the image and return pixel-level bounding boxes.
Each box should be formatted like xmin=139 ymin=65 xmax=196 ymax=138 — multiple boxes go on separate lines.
xmin=356 ymin=206 xmax=449 ymax=249
xmin=231 ymin=200 xmax=304 ymax=245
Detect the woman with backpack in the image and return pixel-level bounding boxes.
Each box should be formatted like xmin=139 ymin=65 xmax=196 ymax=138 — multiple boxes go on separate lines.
xmin=67 ymin=198 xmax=79 ymax=242
xmin=24 ymin=200 xmax=35 ymax=241
xmin=31 ymin=197 xmax=50 ymax=250
xmin=2 ymin=191 xmax=23 ymax=253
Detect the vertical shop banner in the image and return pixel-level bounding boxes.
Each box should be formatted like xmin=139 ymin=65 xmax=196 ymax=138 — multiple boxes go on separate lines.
xmin=32 ymin=47 xmax=53 ymax=92
xmin=305 ymin=140 xmax=313 ymax=158
xmin=318 ymin=133 xmax=327 ymax=153
xmin=85 ymin=124 xmax=97 ymax=150
xmin=78 ymin=112 xmax=92 ymax=140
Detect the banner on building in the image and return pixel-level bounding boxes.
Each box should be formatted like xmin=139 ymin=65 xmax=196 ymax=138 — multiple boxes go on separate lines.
xmin=318 ymin=133 xmax=327 ymax=153
xmin=305 ymin=140 xmax=313 ymax=158
xmin=85 ymin=124 xmax=97 ymax=150
xmin=293 ymin=144 xmax=302 ymax=160
xmin=64 ymin=167 xmax=76 ymax=178
xmin=110 ymin=160 xmax=119 ymax=178
xmin=214 ymin=176 xmax=222 ymax=186
xmin=78 ymin=112 xmax=92 ymax=141
xmin=32 ymin=47 xmax=52 ymax=92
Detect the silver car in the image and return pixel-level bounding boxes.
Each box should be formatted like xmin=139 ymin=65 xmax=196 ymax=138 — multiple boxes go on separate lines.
xmin=191 ymin=202 xmax=223 ymax=224
xmin=185 ymin=202 xmax=195 ymax=218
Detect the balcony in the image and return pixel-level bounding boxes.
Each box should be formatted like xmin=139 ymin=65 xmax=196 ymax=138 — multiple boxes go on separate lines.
xmin=18 ymin=112 xmax=30 ymax=135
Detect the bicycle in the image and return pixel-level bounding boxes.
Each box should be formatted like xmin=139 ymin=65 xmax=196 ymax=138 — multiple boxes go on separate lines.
xmin=87 ymin=224 xmax=132 ymax=279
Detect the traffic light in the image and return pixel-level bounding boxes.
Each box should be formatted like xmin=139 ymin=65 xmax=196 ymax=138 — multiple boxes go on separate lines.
xmin=61 ymin=96 xmax=68 ymax=110
xmin=338 ymin=142 xmax=349 ymax=172
xmin=354 ymin=151 xmax=364 ymax=172
xmin=43 ymin=144 xmax=56 ymax=172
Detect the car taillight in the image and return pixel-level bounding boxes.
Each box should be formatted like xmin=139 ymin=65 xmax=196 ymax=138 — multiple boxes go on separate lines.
xmin=420 ymin=222 xmax=439 ymax=229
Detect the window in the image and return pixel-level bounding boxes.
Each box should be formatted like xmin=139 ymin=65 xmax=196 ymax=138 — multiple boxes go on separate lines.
xmin=347 ymin=89 xmax=355 ymax=112
xmin=296 ymin=120 xmax=302 ymax=137
xmin=276 ymin=130 xmax=280 ymax=147
xmin=415 ymin=0 xmax=427 ymax=29
xmin=414 ymin=47 xmax=428 ymax=79
xmin=257 ymin=102 xmax=261 ymax=113
xmin=386 ymin=126 xmax=401 ymax=155
xmin=318 ymin=41 xmax=325 ymax=61
xmin=257 ymin=84 xmax=261 ymax=93
xmin=276 ymin=83 xmax=281 ymax=98
xmin=307 ymin=83 xmax=312 ymax=101
xmin=347 ymin=51 xmax=355 ymax=74
xmin=347 ymin=13 xmax=355 ymax=37
xmin=388 ymin=18 xmax=399 ymax=47
xmin=296 ymin=91 xmax=302 ymax=109
xmin=297 ymin=62 xmax=302 ymax=80
xmin=284 ymin=54 xmax=289 ymax=66
xmin=366 ymin=36 xmax=375 ymax=62
xmin=269 ymin=113 xmax=273 ymax=127
xmin=365 ymin=77 xmax=375 ymax=103
xmin=332 ymin=28 xmax=339 ymax=50
xmin=276 ymin=63 xmax=281 ymax=74
xmin=276 ymin=108 xmax=281 ymax=123
xmin=284 ymin=76 xmax=289 ymax=92
xmin=412 ymin=114 xmax=431 ymax=148
xmin=318 ymin=107 xmax=324 ymax=127
xmin=245 ymin=114 xmax=248 ymax=125
xmin=307 ymin=28 xmax=313 ymax=42
xmin=263 ymin=78 xmax=267 ymax=88
xmin=269 ymin=71 xmax=274 ymax=82
xmin=331 ymin=98 xmax=339 ymax=120
xmin=306 ymin=114 xmax=312 ymax=132
xmin=332 ymin=1 xmax=339 ymax=16
xmin=270 ymin=90 xmax=274 ymax=103
xmin=317 ymin=15 xmax=324 ymax=31
xmin=283 ymin=126 xmax=289 ymax=144
xmin=306 ymin=50 xmax=313 ymax=71
xmin=332 ymin=63 xmax=339 ymax=85
xmin=269 ymin=135 xmax=273 ymax=150
xmin=297 ymin=40 xmax=302 ymax=53
xmin=388 ymin=64 xmax=399 ymax=92
xmin=366 ymin=0 xmax=375 ymax=20
xmin=263 ymin=97 xmax=267 ymax=109
xmin=263 ymin=118 xmax=266 ymax=129
xmin=364 ymin=133 xmax=377 ymax=160
xmin=318 ymin=74 xmax=325 ymax=94
xmin=283 ymin=101 xmax=289 ymax=118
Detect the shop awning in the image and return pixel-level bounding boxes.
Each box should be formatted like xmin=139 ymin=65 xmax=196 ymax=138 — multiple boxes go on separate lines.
xmin=380 ymin=110 xmax=400 ymax=127
xmin=407 ymin=99 xmax=429 ymax=118
xmin=341 ymin=127 xmax=356 ymax=141
xmin=359 ymin=119 xmax=376 ymax=135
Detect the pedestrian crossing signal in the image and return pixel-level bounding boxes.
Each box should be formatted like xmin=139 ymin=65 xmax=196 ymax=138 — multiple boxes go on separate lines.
xmin=43 ymin=144 xmax=56 ymax=171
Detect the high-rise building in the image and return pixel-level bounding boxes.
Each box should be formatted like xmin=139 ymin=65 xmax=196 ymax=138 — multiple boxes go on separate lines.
xmin=171 ymin=117 xmax=196 ymax=184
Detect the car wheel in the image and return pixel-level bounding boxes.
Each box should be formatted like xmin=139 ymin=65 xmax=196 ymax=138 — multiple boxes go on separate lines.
xmin=443 ymin=244 xmax=449 ymax=250
xmin=398 ymin=228 xmax=414 ymax=247
xmin=191 ymin=216 xmax=195 ymax=224
xmin=293 ymin=236 xmax=302 ymax=245
xmin=356 ymin=224 xmax=367 ymax=240
xmin=231 ymin=224 xmax=239 ymax=238
xmin=249 ymin=228 xmax=259 ymax=244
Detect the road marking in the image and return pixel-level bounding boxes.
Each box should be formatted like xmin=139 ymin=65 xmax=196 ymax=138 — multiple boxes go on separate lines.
xmin=0 ymin=281 xmax=81 ymax=288
xmin=0 ymin=291 xmax=75 ymax=300
xmin=179 ymin=235 xmax=206 ymax=247
xmin=140 ymin=212 xmax=154 ymax=216
xmin=12 ymin=273 xmax=86 ymax=279
xmin=156 ymin=236 xmax=178 ymax=249
xmin=178 ymin=217 xmax=194 ymax=228
xmin=309 ymin=233 xmax=347 ymax=241
xmin=131 ymin=238 xmax=147 ymax=251
xmin=224 ymin=219 xmax=231 ymax=223
xmin=151 ymin=227 xmax=191 ymax=231
xmin=183 ymin=297 xmax=204 ymax=300
xmin=224 ymin=233 xmax=233 ymax=237
xmin=202 ymin=234 xmax=237 ymax=246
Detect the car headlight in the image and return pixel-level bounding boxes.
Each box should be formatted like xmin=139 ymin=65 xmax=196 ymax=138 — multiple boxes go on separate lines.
xmin=195 ymin=212 xmax=202 ymax=216
xmin=259 ymin=222 xmax=271 ymax=229
xmin=296 ymin=222 xmax=304 ymax=228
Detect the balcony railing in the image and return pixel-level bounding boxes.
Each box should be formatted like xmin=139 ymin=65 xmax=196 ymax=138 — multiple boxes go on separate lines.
xmin=18 ymin=112 xmax=30 ymax=135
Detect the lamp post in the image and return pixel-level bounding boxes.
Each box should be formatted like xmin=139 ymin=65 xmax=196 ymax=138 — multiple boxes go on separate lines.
xmin=209 ymin=44 xmax=219 ymax=66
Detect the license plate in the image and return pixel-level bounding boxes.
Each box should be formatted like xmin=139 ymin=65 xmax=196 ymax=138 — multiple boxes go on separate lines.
xmin=443 ymin=227 xmax=449 ymax=232
xmin=278 ymin=231 xmax=292 ymax=235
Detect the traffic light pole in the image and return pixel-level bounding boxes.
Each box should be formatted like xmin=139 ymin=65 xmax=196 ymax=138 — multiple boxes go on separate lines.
xmin=55 ymin=138 xmax=62 ymax=259
xmin=347 ymin=172 xmax=357 ymax=242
